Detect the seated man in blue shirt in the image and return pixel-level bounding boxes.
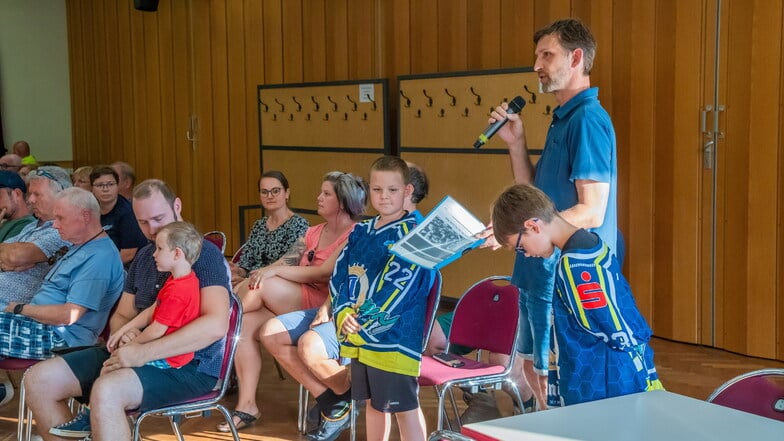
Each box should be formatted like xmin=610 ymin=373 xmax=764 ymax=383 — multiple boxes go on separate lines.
xmin=0 ymin=166 xmax=73 ymax=309
xmin=0 ymin=187 xmax=124 ymax=402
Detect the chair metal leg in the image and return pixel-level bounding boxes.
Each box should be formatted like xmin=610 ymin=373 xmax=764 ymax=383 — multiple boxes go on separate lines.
xmin=298 ymin=384 xmax=310 ymax=433
xmin=274 ymin=359 xmax=286 ymax=380
xmin=349 ymin=399 xmax=357 ymax=441
xmin=168 ymin=415 xmax=186 ymax=441
xmin=216 ymin=404 xmax=241 ymax=441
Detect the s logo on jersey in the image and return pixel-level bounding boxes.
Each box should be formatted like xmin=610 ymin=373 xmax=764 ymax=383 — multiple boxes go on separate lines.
xmin=576 ymin=271 xmax=607 ymax=310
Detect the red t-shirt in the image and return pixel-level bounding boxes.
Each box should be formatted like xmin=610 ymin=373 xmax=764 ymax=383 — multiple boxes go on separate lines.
xmin=152 ymin=271 xmax=201 ymax=367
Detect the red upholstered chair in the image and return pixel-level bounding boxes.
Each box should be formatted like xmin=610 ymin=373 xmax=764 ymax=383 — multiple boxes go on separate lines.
xmin=418 ymin=276 xmax=522 ymax=431
xmin=707 ymin=368 xmax=784 ymax=421
xmin=129 ymin=293 xmax=244 ymax=441
xmin=0 ymin=357 xmax=40 ymax=441
xmin=203 ymin=231 xmax=227 ymax=254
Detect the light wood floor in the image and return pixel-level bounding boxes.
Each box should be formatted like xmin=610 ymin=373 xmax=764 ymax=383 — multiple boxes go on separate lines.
xmin=2 ymin=336 xmax=783 ymax=441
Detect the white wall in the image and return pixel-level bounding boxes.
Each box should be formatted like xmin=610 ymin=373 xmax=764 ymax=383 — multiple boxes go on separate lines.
xmin=0 ymin=0 xmax=72 ymax=161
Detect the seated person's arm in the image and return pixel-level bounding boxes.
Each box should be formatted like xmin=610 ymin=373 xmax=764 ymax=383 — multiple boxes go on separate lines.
xmin=0 ymin=242 xmax=46 ymax=272
xmin=310 ymin=297 xmax=333 ymax=328
xmin=108 ymin=292 xmax=140 ymax=334
xmin=5 ymin=302 xmax=88 ymax=326
xmin=113 ymin=285 xmax=229 ymax=366
xmin=119 ymin=247 xmax=139 ymax=264
xmin=262 ymin=240 xmax=347 ymax=285
xmin=129 ymin=320 xmax=168 ymax=346
xmin=107 ymin=303 xmax=154 ymax=351
xmin=559 ymin=180 xmax=610 ymax=229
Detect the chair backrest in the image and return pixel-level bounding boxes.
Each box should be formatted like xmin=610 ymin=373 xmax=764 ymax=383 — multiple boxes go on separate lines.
xmin=217 ymin=294 xmax=243 ymax=390
xmin=707 ymin=368 xmax=784 ymax=421
xmin=447 ymin=276 xmax=519 ymax=356
xmin=422 ymin=271 xmax=443 ymax=348
xmin=230 ymin=242 xmax=246 ymax=264
xmin=204 ymin=231 xmax=227 ymax=254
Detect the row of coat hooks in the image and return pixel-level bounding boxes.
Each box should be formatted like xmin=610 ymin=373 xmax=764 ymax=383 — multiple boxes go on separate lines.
xmin=268 ymin=111 xmax=375 ymax=122
xmin=400 ymin=86 xmax=551 ymax=118
xmin=259 ymin=94 xmax=377 ymax=113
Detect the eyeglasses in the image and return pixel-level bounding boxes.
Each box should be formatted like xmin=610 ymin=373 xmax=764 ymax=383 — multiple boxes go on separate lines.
xmin=0 ymin=163 xmax=20 ymax=170
xmin=513 ymin=218 xmax=539 ymax=254
xmin=93 ymin=182 xmax=117 ymax=190
xmin=48 ymin=246 xmax=69 ymax=265
xmin=260 ymin=187 xmax=283 ymax=197
xmin=307 ymin=249 xmax=315 ymax=263
xmin=514 ymin=227 xmax=526 ymax=253
xmin=32 ymin=169 xmax=64 ymax=189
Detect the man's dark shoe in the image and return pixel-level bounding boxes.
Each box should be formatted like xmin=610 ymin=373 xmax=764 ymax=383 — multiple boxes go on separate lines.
xmin=305 ymin=408 xmax=351 ymax=441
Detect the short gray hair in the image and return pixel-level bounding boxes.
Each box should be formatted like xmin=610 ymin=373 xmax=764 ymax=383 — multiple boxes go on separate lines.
xmin=56 ymin=187 xmax=100 ymax=218
xmin=28 ymin=165 xmax=73 ymax=193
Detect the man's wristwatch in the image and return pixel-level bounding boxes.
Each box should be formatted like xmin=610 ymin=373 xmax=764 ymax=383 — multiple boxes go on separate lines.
xmin=13 ymin=303 xmax=25 ymax=315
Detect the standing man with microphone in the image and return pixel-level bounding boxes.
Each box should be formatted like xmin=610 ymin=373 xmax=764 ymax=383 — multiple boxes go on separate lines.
xmin=489 ymin=18 xmax=618 ymax=410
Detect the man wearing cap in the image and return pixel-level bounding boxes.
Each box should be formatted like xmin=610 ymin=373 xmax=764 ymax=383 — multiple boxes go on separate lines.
xmin=0 ymin=166 xmax=72 ymax=310
xmin=0 ymin=170 xmax=36 ymax=241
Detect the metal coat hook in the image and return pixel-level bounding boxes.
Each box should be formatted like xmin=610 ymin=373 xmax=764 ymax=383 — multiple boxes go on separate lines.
xmin=274 ymin=98 xmax=285 ymax=112
xmin=444 ymin=89 xmax=456 ymax=106
xmin=259 ymin=99 xmax=269 ymax=112
xmin=306 ymin=113 xmax=311 ymax=121
xmin=346 ymin=95 xmax=357 ymax=111
xmin=311 ymin=96 xmax=320 ymax=111
xmin=323 ymin=113 xmax=330 ymax=121
xmin=327 ymin=96 xmax=338 ymax=111
xmin=343 ymin=113 xmax=349 ymax=121
xmin=414 ymin=109 xmax=422 ymax=118
xmin=470 ymin=87 xmax=481 ymax=106
xmin=272 ymin=114 xmax=277 ymax=121
xmin=288 ymin=113 xmax=294 ymax=121
xmin=543 ymin=104 xmax=551 ymax=115
xmin=462 ymin=107 xmax=469 ymax=117
xmin=438 ymin=108 xmax=445 ymax=117
xmin=362 ymin=112 xmax=368 ymax=120
xmin=422 ymin=89 xmax=433 ymax=107
xmin=292 ymin=96 xmax=302 ymax=112
xmin=400 ymin=90 xmax=411 ymax=108
xmin=365 ymin=94 xmax=377 ymax=111
xmin=523 ymin=85 xmax=537 ymax=104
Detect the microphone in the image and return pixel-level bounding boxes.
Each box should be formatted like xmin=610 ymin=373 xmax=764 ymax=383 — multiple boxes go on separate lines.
xmin=472 ymin=96 xmax=526 ymax=148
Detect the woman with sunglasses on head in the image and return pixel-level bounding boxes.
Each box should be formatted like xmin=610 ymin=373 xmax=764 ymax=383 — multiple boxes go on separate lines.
xmin=222 ymin=171 xmax=367 ymax=433
xmin=229 ymin=170 xmax=309 ymax=288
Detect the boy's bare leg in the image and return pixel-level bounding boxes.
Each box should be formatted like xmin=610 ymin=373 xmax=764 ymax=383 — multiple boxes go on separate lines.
xmin=522 ymin=359 xmax=548 ymax=410
xmin=395 ymin=407 xmax=426 ymax=441
xmin=365 ymin=403 xmax=392 ymax=441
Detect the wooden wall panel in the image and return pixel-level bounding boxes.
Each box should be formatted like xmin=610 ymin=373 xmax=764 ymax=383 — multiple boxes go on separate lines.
xmin=65 ymin=0 xmax=784 ymax=361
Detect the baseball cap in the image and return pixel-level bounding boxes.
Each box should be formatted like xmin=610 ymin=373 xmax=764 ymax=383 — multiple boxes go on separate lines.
xmin=28 ymin=166 xmax=73 ymax=190
xmin=0 ymin=170 xmax=27 ymax=193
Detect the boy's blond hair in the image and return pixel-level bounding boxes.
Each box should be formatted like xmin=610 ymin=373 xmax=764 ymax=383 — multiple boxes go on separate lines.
xmin=492 ymin=184 xmax=558 ymax=244
xmin=159 ymin=221 xmax=203 ymax=265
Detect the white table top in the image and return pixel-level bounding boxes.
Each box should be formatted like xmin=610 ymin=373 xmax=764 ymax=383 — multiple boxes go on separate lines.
xmin=461 ymin=390 xmax=784 ymax=441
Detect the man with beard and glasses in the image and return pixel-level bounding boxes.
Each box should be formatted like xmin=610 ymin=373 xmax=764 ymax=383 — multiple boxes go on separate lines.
xmin=485 ymin=18 xmax=618 ymax=410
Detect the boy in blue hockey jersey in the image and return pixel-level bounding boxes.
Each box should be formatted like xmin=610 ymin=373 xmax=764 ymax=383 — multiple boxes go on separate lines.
xmin=332 ymin=156 xmax=435 ymax=441
xmin=492 ymin=184 xmax=663 ymax=406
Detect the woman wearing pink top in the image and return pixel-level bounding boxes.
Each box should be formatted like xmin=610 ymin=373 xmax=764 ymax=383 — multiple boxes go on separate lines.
xmin=221 ymin=171 xmax=368 ymax=432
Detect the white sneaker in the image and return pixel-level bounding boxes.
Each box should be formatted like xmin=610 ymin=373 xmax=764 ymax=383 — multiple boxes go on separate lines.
xmin=0 ymin=379 xmax=14 ymax=407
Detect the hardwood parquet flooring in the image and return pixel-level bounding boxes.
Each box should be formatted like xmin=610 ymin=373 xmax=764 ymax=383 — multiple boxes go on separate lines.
xmin=2 ymin=336 xmax=783 ymax=440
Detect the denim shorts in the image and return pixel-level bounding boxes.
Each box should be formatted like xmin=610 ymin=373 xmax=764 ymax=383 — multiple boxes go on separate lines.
xmin=511 ymin=251 xmax=559 ymax=375
xmin=276 ymin=308 xmax=343 ymax=362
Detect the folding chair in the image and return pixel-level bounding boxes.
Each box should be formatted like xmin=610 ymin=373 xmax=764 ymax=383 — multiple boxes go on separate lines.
xmin=428 ymin=429 xmax=477 ymax=441
xmin=130 ymin=293 xmax=244 ymax=441
xmin=348 ymin=271 xmax=443 ymax=441
xmin=418 ymin=276 xmax=522 ymax=431
xmin=707 ymin=368 xmax=784 ymax=421
xmin=0 ymin=357 xmax=40 ymax=441
xmin=203 ymin=230 xmax=227 ymax=254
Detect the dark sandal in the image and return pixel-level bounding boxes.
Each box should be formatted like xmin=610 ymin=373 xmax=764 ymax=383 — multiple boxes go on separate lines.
xmin=216 ymin=410 xmax=261 ymax=432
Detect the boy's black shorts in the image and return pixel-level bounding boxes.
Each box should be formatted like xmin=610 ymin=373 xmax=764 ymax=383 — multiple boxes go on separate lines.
xmin=351 ymin=361 xmax=420 ymax=413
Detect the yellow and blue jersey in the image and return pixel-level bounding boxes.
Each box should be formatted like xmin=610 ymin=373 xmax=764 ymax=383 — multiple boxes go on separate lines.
xmin=552 ymin=229 xmax=663 ymax=405
xmin=330 ymin=213 xmax=435 ymax=377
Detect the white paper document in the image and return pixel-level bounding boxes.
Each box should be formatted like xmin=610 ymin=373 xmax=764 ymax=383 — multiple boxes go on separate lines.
xmin=390 ymin=196 xmax=486 ymax=270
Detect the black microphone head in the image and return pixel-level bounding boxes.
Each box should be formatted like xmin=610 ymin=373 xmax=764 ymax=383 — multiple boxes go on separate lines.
xmin=507 ymin=96 xmax=526 ymax=114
